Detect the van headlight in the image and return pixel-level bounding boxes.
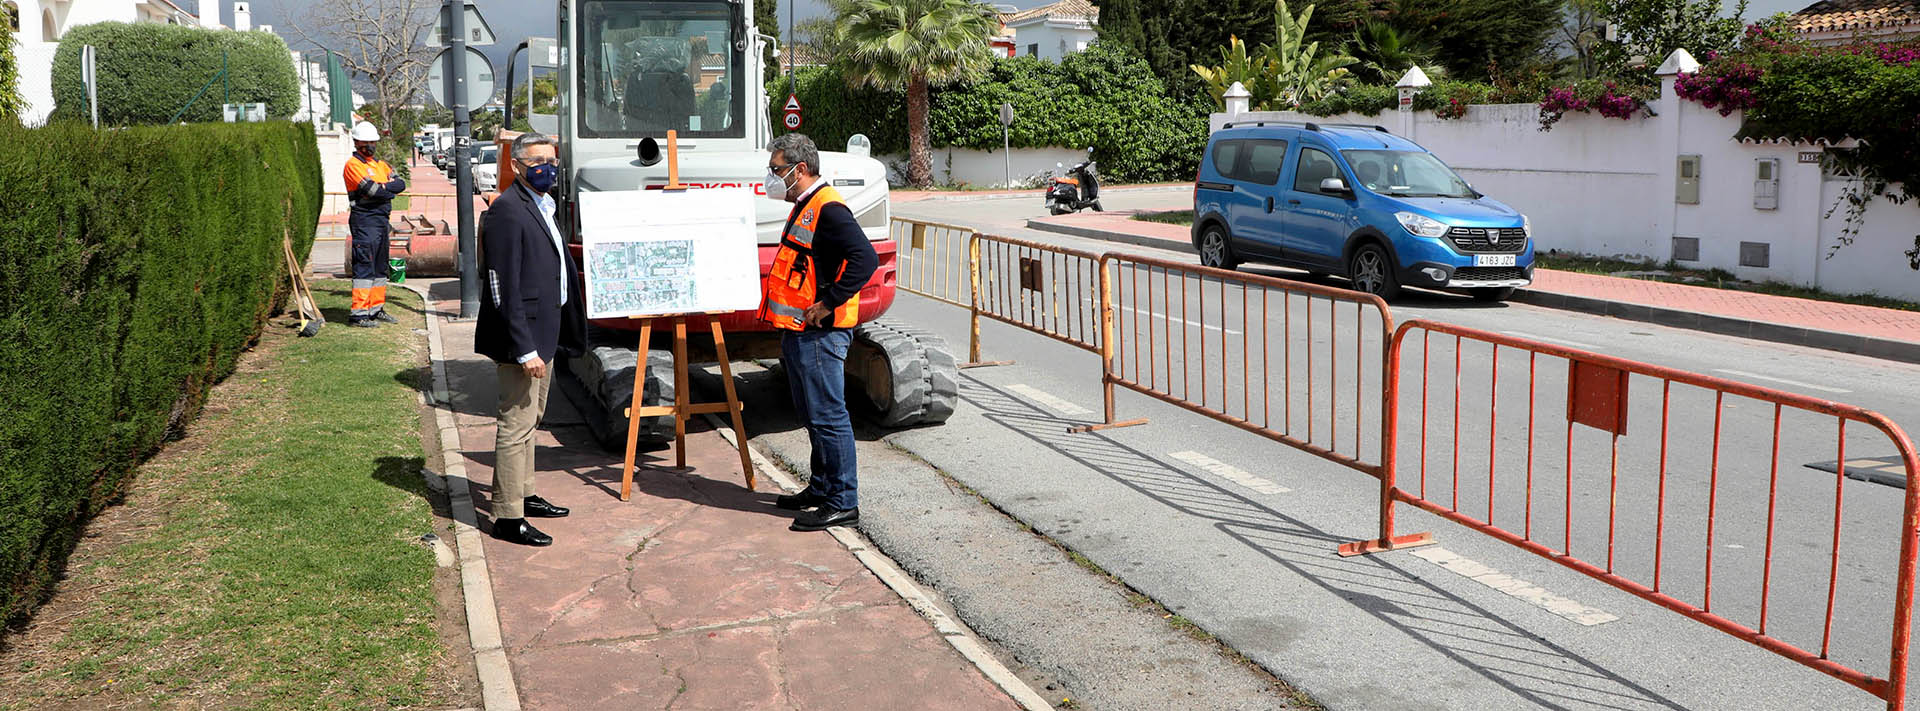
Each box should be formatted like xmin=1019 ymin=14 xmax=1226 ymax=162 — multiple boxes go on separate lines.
xmin=1522 ymin=214 xmax=1532 ymax=238
xmin=1395 ymin=212 xmax=1449 ymax=238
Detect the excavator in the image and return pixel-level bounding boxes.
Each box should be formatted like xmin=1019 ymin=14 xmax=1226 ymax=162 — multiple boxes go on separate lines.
xmin=493 ymin=0 xmax=958 ymax=449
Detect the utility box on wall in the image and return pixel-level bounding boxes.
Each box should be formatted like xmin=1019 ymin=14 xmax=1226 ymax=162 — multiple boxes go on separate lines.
xmin=1676 ymin=155 xmax=1701 ymax=204
xmin=1753 ymin=158 xmax=1779 ymax=210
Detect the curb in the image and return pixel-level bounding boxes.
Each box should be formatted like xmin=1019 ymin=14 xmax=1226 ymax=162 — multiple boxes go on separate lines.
xmin=1024 ymin=217 xmax=1189 ymax=252
xmin=701 ymin=413 xmax=1056 ymax=711
xmin=912 ymin=184 xmax=1190 ymax=203
xmin=1508 ymin=289 xmax=1920 ymax=366
xmin=1018 ymin=221 xmax=1920 ymax=366
xmin=400 ymin=283 xmax=522 ymax=711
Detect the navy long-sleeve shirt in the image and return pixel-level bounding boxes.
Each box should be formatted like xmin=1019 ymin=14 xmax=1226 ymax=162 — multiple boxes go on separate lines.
xmin=784 ymin=184 xmax=877 ymax=327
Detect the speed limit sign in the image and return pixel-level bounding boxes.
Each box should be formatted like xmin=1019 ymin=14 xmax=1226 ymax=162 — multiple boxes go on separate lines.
xmin=783 ymin=94 xmax=803 ymax=131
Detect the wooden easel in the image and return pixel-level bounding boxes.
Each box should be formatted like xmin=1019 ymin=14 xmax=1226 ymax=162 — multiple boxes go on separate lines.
xmin=616 ymin=130 xmax=756 ymax=500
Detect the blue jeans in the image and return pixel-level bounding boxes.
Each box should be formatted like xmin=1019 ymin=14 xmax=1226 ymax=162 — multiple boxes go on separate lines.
xmin=782 ymin=328 xmax=857 ymax=510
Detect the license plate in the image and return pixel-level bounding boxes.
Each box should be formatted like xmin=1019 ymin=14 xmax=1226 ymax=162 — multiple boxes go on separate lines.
xmin=1474 ymin=254 xmax=1517 ymax=267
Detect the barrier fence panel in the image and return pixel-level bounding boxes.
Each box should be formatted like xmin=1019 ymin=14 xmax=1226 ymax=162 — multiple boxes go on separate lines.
xmin=890 ymin=217 xmax=975 ymax=310
xmin=973 ymin=234 xmax=1106 ymax=356
xmin=1100 ymin=253 xmax=1395 ymax=473
xmin=1344 ymin=319 xmax=1920 ymax=710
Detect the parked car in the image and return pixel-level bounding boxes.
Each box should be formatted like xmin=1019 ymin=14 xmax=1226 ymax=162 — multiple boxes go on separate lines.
xmin=1192 ymin=122 xmax=1533 ymax=301
xmin=431 ymin=147 xmax=452 ymax=172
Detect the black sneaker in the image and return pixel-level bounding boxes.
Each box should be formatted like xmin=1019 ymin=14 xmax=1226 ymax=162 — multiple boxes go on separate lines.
xmin=372 ymin=311 xmax=401 ymax=324
xmin=790 ymin=507 xmax=859 ymax=532
xmin=348 ymin=318 xmax=378 ymax=328
xmin=775 ymin=491 xmax=826 ymax=510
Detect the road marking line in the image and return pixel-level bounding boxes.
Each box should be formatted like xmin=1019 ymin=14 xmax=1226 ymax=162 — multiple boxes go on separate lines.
xmin=1117 ymin=306 xmax=1245 ymax=335
xmin=1410 ymin=547 xmax=1619 ymax=626
xmin=1007 ymin=384 xmax=1094 ymax=417
xmin=1169 ymin=451 xmax=1291 ymax=495
xmin=1712 ymin=369 xmax=1850 ymax=394
xmin=1502 ymin=330 xmax=1599 ymax=350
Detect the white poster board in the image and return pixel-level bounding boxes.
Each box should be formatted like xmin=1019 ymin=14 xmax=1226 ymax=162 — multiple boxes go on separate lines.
xmin=579 ymin=188 xmax=761 ymax=319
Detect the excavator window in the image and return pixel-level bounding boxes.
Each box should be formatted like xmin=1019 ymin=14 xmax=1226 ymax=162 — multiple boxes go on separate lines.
xmin=579 ymin=0 xmax=742 ymax=139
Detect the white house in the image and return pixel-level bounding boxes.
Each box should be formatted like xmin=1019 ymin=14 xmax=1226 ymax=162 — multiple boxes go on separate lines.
xmin=6 ymin=0 xmax=208 ymax=125
xmin=1001 ymin=0 xmax=1098 ymax=62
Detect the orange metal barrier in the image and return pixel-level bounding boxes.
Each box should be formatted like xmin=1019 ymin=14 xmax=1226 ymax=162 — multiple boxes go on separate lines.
xmin=1098 ymin=253 xmax=1394 ymax=471
xmin=1343 ymin=319 xmax=1920 ymax=710
xmin=891 ymin=218 xmax=974 ymax=310
xmin=971 ymin=234 xmax=1107 ymax=362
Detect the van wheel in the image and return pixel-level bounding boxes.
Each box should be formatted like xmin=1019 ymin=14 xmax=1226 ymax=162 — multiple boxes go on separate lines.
xmin=1198 ymin=224 xmax=1240 ymax=270
xmin=1471 ymin=287 xmax=1515 ymax=302
xmin=1347 ymin=243 xmax=1400 ymax=300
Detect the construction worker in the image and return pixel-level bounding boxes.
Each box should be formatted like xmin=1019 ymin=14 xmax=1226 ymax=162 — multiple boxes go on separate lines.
xmin=758 ymin=133 xmax=876 ymax=532
xmin=342 ymin=120 xmax=407 ymax=327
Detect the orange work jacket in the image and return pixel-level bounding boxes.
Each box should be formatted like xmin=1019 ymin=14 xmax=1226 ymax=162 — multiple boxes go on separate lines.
xmin=759 ymin=184 xmax=860 ymax=331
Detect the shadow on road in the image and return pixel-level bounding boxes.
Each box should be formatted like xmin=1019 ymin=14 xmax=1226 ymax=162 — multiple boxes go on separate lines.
xmin=956 ymin=374 xmax=1684 ymax=711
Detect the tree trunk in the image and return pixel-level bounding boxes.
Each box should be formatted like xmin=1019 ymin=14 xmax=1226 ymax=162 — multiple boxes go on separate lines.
xmin=907 ymin=74 xmax=932 ymax=189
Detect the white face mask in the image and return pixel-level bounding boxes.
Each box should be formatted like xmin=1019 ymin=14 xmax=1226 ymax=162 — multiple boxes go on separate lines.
xmin=766 ymin=164 xmax=799 ymax=203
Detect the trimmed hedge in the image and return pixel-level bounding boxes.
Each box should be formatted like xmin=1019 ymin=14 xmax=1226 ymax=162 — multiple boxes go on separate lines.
xmin=0 ymin=120 xmax=321 ymax=627
xmin=49 ymin=22 xmax=299 ymax=125
xmin=773 ymin=43 xmax=1211 ymax=183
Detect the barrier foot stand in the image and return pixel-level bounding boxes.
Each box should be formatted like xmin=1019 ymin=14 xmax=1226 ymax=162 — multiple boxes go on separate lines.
xmin=1068 ymin=418 xmax=1149 ymax=434
xmin=1337 ymin=533 xmax=1437 ymax=557
xmin=960 ymin=360 xmax=1016 ymax=369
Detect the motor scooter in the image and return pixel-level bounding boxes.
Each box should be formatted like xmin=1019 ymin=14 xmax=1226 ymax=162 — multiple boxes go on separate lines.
xmin=1045 ymin=147 xmax=1102 ymax=215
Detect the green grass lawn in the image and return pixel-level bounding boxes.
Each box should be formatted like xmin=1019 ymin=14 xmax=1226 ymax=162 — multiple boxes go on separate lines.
xmin=1133 ymin=209 xmax=1194 ymax=226
xmin=0 ymin=281 xmax=463 ymax=710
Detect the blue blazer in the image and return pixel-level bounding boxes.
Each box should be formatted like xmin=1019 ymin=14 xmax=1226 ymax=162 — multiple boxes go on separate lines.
xmin=474 ymin=184 xmax=586 ymax=365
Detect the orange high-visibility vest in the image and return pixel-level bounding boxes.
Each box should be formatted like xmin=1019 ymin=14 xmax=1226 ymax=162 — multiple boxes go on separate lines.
xmin=760 ymin=184 xmax=860 ymax=331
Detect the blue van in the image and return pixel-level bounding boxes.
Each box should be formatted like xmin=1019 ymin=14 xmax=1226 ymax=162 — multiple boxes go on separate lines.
xmin=1192 ymin=122 xmax=1533 ymax=301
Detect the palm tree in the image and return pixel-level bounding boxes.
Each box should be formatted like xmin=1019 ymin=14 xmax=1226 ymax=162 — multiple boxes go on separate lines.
xmin=1346 ymin=20 xmax=1439 ymax=84
xmin=836 ymin=0 xmax=999 ymax=188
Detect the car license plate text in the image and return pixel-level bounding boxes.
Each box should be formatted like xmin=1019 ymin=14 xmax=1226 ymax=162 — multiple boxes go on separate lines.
xmin=1474 ymin=254 xmax=1517 ymax=267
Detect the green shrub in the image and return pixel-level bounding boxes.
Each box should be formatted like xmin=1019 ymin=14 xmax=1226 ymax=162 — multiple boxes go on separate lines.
xmin=49 ymin=22 xmax=300 ymax=125
xmin=0 ymin=120 xmax=321 ymax=628
xmin=772 ymin=43 xmax=1211 ymax=183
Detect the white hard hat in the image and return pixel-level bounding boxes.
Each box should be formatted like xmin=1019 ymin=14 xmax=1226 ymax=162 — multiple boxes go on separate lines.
xmin=351 ymin=121 xmax=381 ymax=142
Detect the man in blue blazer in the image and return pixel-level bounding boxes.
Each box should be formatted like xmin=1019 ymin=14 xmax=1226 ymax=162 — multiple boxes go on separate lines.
xmin=475 ymin=132 xmax=586 ymax=546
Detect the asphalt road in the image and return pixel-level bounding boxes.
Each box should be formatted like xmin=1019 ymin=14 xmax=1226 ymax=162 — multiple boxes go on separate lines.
xmin=845 ymin=189 xmax=1920 ymax=709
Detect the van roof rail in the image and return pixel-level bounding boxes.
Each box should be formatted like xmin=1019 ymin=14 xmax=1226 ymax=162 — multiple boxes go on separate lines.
xmin=1322 ymin=122 xmax=1392 ymax=133
xmin=1221 ymin=119 xmax=1322 ymax=131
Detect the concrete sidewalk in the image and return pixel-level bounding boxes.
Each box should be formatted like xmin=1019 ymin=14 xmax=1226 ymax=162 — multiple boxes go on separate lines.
xmin=414 ymin=279 xmax=1030 ymax=710
xmin=1026 ymin=210 xmax=1920 ymax=363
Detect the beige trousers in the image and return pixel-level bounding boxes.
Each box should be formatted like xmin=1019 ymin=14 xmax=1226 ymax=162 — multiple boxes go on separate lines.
xmin=493 ymin=362 xmax=552 ymax=520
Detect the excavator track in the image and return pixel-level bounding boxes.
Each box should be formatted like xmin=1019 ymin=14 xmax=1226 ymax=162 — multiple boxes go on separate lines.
xmin=849 ymin=320 xmax=958 ymax=428
xmin=560 ymin=344 xmax=676 ymax=451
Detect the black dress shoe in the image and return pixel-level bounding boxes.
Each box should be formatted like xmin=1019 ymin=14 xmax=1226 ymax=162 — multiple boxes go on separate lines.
xmin=524 ymin=495 xmax=569 ymax=518
xmin=790 ymin=506 xmax=859 ymax=532
xmin=775 ymin=491 xmax=826 ymax=510
xmin=492 ymin=518 xmax=553 ymax=546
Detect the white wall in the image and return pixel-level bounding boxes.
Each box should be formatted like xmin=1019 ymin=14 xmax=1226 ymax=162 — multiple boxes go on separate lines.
xmin=878 ymin=146 xmax=1089 ymax=189
xmin=1217 ymin=75 xmax=1920 ymax=301
xmin=15 ymin=43 xmax=58 ymax=125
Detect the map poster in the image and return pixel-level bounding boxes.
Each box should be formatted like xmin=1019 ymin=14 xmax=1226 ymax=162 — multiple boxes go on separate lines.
xmin=578 ymin=188 xmax=762 ymax=319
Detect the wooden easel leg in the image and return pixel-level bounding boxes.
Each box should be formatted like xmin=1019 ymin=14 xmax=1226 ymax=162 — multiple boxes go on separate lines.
xmin=708 ymin=319 xmax=755 ymax=491
xmin=619 ymin=318 xmax=655 ymax=502
xmin=672 ymin=316 xmax=690 ymax=470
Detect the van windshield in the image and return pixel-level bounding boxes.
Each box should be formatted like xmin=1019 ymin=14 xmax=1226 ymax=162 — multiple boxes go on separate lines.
xmin=1340 ymin=150 xmax=1477 ymax=198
